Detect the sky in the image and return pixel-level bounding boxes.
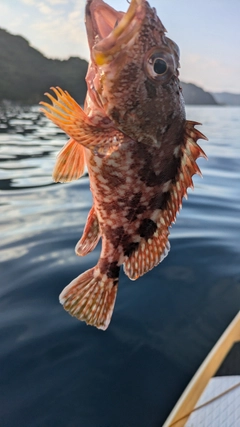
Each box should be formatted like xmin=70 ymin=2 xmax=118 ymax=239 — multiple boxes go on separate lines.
xmin=0 ymin=0 xmax=239 ymax=93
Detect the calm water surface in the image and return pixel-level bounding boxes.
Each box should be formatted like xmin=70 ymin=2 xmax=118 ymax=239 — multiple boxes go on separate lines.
xmin=0 ymin=105 xmax=240 ymax=427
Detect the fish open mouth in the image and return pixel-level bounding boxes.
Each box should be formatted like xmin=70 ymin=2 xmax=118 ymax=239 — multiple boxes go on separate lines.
xmin=85 ymin=0 xmax=145 ymax=65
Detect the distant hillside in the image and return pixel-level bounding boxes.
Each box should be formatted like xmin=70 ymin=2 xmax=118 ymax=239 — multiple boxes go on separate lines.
xmin=0 ymin=28 xmax=88 ymax=104
xmin=181 ymin=82 xmax=218 ymax=105
xmin=212 ymin=92 xmax=240 ymax=106
xmin=0 ymin=28 xmax=217 ymax=106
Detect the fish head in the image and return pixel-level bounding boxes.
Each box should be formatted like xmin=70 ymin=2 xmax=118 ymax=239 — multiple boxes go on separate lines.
xmin=85 ymin=0 xmax=185 ymax=142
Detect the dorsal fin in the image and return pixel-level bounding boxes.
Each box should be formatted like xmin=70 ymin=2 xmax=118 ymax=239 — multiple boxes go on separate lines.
xmin=124 ymin=121 xmax=207 ymax=280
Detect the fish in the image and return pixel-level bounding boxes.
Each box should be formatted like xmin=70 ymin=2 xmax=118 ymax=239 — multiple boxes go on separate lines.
xmin=40 ymin=0 xmax=207 ymax=330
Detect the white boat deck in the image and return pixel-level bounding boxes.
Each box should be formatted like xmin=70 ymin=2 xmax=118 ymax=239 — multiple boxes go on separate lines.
xmin=185 ymin=376 xmax=240 ymax=427
xmin=163 ymin=312 xmax=240 ymax=427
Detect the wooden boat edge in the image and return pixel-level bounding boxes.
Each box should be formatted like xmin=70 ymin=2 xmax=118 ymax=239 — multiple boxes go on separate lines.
xmin=162 ymin=311 xmax=240 ymax=427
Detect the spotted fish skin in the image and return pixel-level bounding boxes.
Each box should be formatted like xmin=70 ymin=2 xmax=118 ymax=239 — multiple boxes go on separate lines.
xmin=40 ymin=0 xmax=207 ymax=330
xmin=87 ymin=135 xmax=179 ymax=270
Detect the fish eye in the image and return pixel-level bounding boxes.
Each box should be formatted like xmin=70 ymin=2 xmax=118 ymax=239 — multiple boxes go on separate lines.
xmin=145 ymin=48 xmax=175 ymax=83
xmin=153 ymin=58 xmax=167 ymax=75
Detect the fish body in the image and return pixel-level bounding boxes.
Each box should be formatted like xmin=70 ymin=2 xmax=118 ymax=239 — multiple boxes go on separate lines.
xmin=40 ymin=0 xmax=207 ymax=329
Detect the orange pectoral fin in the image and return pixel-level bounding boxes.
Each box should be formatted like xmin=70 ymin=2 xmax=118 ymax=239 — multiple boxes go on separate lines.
xmin=53 ymin=138 xmax=86 ymax=183
xmin=40 ymin=87 xmax=99 ymax=150
xmin=40 ymin=87 xmax=124 ymax=155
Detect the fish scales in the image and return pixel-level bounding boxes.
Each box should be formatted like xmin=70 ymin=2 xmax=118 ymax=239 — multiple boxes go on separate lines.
xmin=87 ymin=140 xmax=169 ymax=258
xmin=40 ymin=0 xmax=207 ymax=330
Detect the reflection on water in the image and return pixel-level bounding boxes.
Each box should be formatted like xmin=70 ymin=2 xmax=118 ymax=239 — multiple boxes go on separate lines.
xmin=0 ymin=105 xmax=66 ymax=189
xmin=0 ymin=105 xmax=240 ymax=427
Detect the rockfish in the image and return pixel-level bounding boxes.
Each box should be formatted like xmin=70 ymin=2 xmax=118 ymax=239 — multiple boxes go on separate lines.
xmin=40 ymin=0 xmax=207 ymax=330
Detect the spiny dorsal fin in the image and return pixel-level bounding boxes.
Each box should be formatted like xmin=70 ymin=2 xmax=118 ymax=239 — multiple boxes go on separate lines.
xmin=124 ymin=121 xmax=207 ymax=280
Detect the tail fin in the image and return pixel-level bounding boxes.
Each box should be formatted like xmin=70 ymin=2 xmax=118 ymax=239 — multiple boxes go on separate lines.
xmin=59 ymin=267 xmax=118 ymax=330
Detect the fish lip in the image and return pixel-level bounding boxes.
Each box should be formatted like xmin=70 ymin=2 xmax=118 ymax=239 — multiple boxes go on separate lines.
xmin=85 ymin=0 xmax=146 ymax=65
xmin=85 ymin=0 xmax=124 ymax=52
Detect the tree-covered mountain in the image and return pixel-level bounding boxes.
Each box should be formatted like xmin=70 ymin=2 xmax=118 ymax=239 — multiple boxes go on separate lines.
xmin=0 ymin=28 xmax=88 ymax=104
xmin=211 ymin=92 xmax=240 ymax=106
xmin=0 ymin=28 xmax=218 ymax=106
xmin=181 ymin=82 xmax=218 ymax=105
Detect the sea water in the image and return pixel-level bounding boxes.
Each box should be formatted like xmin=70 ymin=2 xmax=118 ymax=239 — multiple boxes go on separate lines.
xmin=0 ymin=105 xmax=240 ymax=427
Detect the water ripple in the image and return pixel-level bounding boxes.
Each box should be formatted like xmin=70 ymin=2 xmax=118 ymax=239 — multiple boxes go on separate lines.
xmin=0 ymin=105 xmax=240 ymax=427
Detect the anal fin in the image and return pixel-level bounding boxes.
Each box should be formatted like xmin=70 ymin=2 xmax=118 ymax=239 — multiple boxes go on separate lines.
xmin=75 ymin=206 xmax=100 ymax=256
xmin=53 ymin=138 xmax=85 ymax=183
